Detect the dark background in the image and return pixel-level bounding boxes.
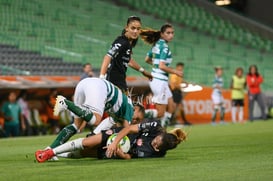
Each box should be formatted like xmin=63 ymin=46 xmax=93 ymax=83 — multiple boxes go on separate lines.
xmin=210 ymin=0 xmax=273 ymax=27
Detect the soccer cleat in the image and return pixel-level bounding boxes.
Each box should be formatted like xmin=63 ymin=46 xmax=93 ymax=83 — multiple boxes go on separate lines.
xmin=53 ymin=95 xmax=68 ymax=116
xmin=35 ymin=149 xmax=55 ymax=163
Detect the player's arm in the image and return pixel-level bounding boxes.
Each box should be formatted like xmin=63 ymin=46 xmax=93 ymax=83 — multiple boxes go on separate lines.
xmin=115 ymin=148 xmax=131 ymax=159
xmin=230 ymin=78 xmax=234 ymax=89
xmin=100 ymin=55 xmax=111 ymax=79
xmin=129 ymin=59 xmax=153 ymax=80
xmin=145 ymin=50 xmax=153 ymax=65
xmin=100 ymin=39 xmax=124 ymax=79
xmin=1 ymin=104 xmax=12 ymax=121
xmin=20 ymin=112 xmax=26 ymax=131
xmin=122 ymin=119 xmax=130 ymax=128
xmin=145 ymin=55 xmax=153 ymax=65
xmin=106 ymin=124 xmax=139 ymax=158
xmin=159 ymin=61 xmax=183 ymax=77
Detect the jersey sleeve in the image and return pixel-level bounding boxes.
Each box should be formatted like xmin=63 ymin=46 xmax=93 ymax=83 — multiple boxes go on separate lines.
xmin=159 ymin=45 xmax=169 ymax=62
xmin=138 ymin=119 xmax=160 ymax=133
xmin=146 ymin=49 xmax=153 ymax=59
xmin=107 ymin=37 xmax=127 ymax=58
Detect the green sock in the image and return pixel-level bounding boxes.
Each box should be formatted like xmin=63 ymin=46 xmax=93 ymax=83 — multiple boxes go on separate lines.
xmin=50 ymin=124 xmax=77 ymax=148
xmin=211 ymin=109 xmax=218 ymax=122
xmin=220 ymin=107 xmax=225 ymax=121
xmin=64 ymin=99 xmax=93 ymax=122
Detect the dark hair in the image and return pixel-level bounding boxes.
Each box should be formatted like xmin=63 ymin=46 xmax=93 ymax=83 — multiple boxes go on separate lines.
xmin=121 ymin=16 xmax=141 ymax=48
xmin=248 ymin=65 xmax=259 ymax=76
xmin=158 ymin=128 xmax=187 ymax=153
xmin=140 ymin=23 xmax=173 ymax=45
xmin=127 ymin=16 xmax=141 ymax=25
xmin=176 ymin=62 xmax=184 ymax=67
xmin=235 ymin=67 xmax=243 ymax=75
xmin=133 ymin=102 xmax=145 ymax=116
xmin=83 ymin=63 xmax=91 ymax=68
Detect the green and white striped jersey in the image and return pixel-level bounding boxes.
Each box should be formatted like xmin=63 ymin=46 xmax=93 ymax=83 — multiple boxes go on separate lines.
xmin=147 ymin=39 xmax=172 ymax=81
xmin=103 ymin=79 xmax=133 ymax=124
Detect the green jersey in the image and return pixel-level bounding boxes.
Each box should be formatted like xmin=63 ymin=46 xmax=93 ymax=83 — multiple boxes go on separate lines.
xmin=148 ymin=39 xmax=172 ymax=81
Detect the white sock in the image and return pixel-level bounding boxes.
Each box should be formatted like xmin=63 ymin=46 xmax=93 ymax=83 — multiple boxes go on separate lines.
xmin=93 ymin=117 xmax=115 ymax=134
xmin=53 ymin=138 xmax=84 ymax=155
xmin=231 ymin=107 xmax=237 ymax=123
xmin=238 ymin=107 xmax=243 ymax=122
xmin=145 ymin=109 xmax=158 ymax=118
xmin=57 ymin=150 xmax=83 ymax=159
xmin=161 ymin=112 xmax=172 ymax=127
xmin=163 ymin=112 xmax=172 ymax=120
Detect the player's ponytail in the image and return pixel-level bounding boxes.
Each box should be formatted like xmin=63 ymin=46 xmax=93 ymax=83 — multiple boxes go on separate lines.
xmin=140 ymin=29 xmax=161 ymax=45
xmin=159 ymin=128 xmax=187 ymax=153
xmin=169 ymin=128 xmax=187 ymax=143
xmin=140 ymin=23 xmax=173 ymax=45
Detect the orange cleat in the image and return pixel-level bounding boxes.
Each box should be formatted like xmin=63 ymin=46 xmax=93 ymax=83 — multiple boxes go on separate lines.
xmin=35 ymin=149 xmax=54 ymax=163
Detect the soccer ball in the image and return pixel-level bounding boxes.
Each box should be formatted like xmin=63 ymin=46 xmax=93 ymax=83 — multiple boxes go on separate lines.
xmin=106 ymin=133 xmax=130 ymax=153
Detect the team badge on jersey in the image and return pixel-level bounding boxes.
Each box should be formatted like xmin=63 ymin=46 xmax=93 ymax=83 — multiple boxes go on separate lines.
xmin=136 ymin=138 xmax=143 ymax=146
xmin=105 ymin=129 xmax=114 ymax=135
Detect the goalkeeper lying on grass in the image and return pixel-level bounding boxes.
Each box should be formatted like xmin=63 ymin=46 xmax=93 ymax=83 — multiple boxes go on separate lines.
xmin=35 ymin=118 xmax=187 ymax=162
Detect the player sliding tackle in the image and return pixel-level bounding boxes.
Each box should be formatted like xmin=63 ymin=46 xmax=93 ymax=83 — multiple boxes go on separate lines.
xmin=46 ymin=78 xmax=144 ymax=151
xmin=35 ymin=117 xmax=187 ymax=162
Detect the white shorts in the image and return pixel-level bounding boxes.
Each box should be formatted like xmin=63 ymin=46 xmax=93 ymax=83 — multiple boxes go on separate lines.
xmin=74 ymin=78 xmax=108 ymax=117
xmin=211 ymin=93 xmax=224 ymax=105
xmin=149 ymin=78 xmax=172 ymax=105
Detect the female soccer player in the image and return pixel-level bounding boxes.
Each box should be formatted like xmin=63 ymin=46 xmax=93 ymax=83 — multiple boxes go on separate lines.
xmin=140 ymin=24 xmax=183 ymax=128
xmin=100 ymin=16 xmax=152 ymax=92
xmin=35 ymin=118 xmax=187 ymax=162
xmin=230 ymin=67 xmax=246 ymax=123
xmin=48 ymin=77 xmax=144 ymax=149
xmin=211 ymin=66 xmax=225 ymax=124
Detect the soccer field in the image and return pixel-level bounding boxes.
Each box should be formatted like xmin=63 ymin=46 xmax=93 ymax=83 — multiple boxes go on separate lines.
xmin=1 ymin=120 xmax=272 ymax=181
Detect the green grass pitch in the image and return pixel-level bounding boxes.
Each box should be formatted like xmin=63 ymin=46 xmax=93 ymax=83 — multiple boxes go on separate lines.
xmin=1 ymin=120 xmax=272 ymax=181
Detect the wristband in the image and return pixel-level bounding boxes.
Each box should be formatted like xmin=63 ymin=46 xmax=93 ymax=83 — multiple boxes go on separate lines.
xmin=99 ymin=74 xmax=106 ymax=79
xmin=139 ymin=67 xmax=145 ymax=73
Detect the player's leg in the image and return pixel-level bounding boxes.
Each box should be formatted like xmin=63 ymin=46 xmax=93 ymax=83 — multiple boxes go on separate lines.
xmin=211 ymin=106 xmax=218 ymax=123
xmin=49 ymin=83 xmax=86 ymax=148
xmin=36 ymin=134 xmax=103 ymax=162
xmin=248 ymin=93 xmax=255 ymax=121
xmin=211 ymin=94 xmax=219 ymax=124
xmin=256 ymin=93 xmax=266 ymax=120
xmin=238 ymin=106 xmax=243 ymax=122
xmin=231 ymin=100 xmax=237 ymax=123
xmin=53 ymin=133 xmax=102 ymax=155
xmin=93 ymin=117 xmax=115 ymax=134
xmin=161 ymin=95 xmax=175 ymax=128
xmin=50 ymin=79 xmax=104 ymax=148
xmin=220 ymin=105 xmax=225 ymax=122
xmin=49 ymin=118 xmax=82 ymax=148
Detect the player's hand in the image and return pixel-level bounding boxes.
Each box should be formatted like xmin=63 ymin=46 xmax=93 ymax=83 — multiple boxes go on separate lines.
xmin=174 ymin=70 xmax=183 ymax=77
xmin=105 ymin=143 xmax=118 ymax=158
xmin=142 ymin=71 xmax=153 ymax=81
xmin=115 ymin=148 xmax=131 ymax=159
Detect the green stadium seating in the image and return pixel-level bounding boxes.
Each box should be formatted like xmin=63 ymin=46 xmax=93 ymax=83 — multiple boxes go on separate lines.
xmin=0 ymin=0 xmax=272 ymax=90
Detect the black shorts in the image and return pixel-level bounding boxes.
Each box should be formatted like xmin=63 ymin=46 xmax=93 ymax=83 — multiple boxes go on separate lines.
xmin=232 ymin=99 xmax=244 ymax=107
xmin=97 ymin=127 xmax=123 ymax=159
xmin=172 ymin=89 xmax=183 ymax=104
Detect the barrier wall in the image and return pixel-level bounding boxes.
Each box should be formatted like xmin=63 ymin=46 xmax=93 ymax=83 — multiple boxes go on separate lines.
xmin=183 ymin=86 xmax=248 ymax=124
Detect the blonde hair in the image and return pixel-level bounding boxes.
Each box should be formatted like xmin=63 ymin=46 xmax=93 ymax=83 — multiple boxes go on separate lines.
xmin=159 ymin=128 xmax=188 ymax=152
xmin=168 ymin=128 xmax=188 ymax=144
